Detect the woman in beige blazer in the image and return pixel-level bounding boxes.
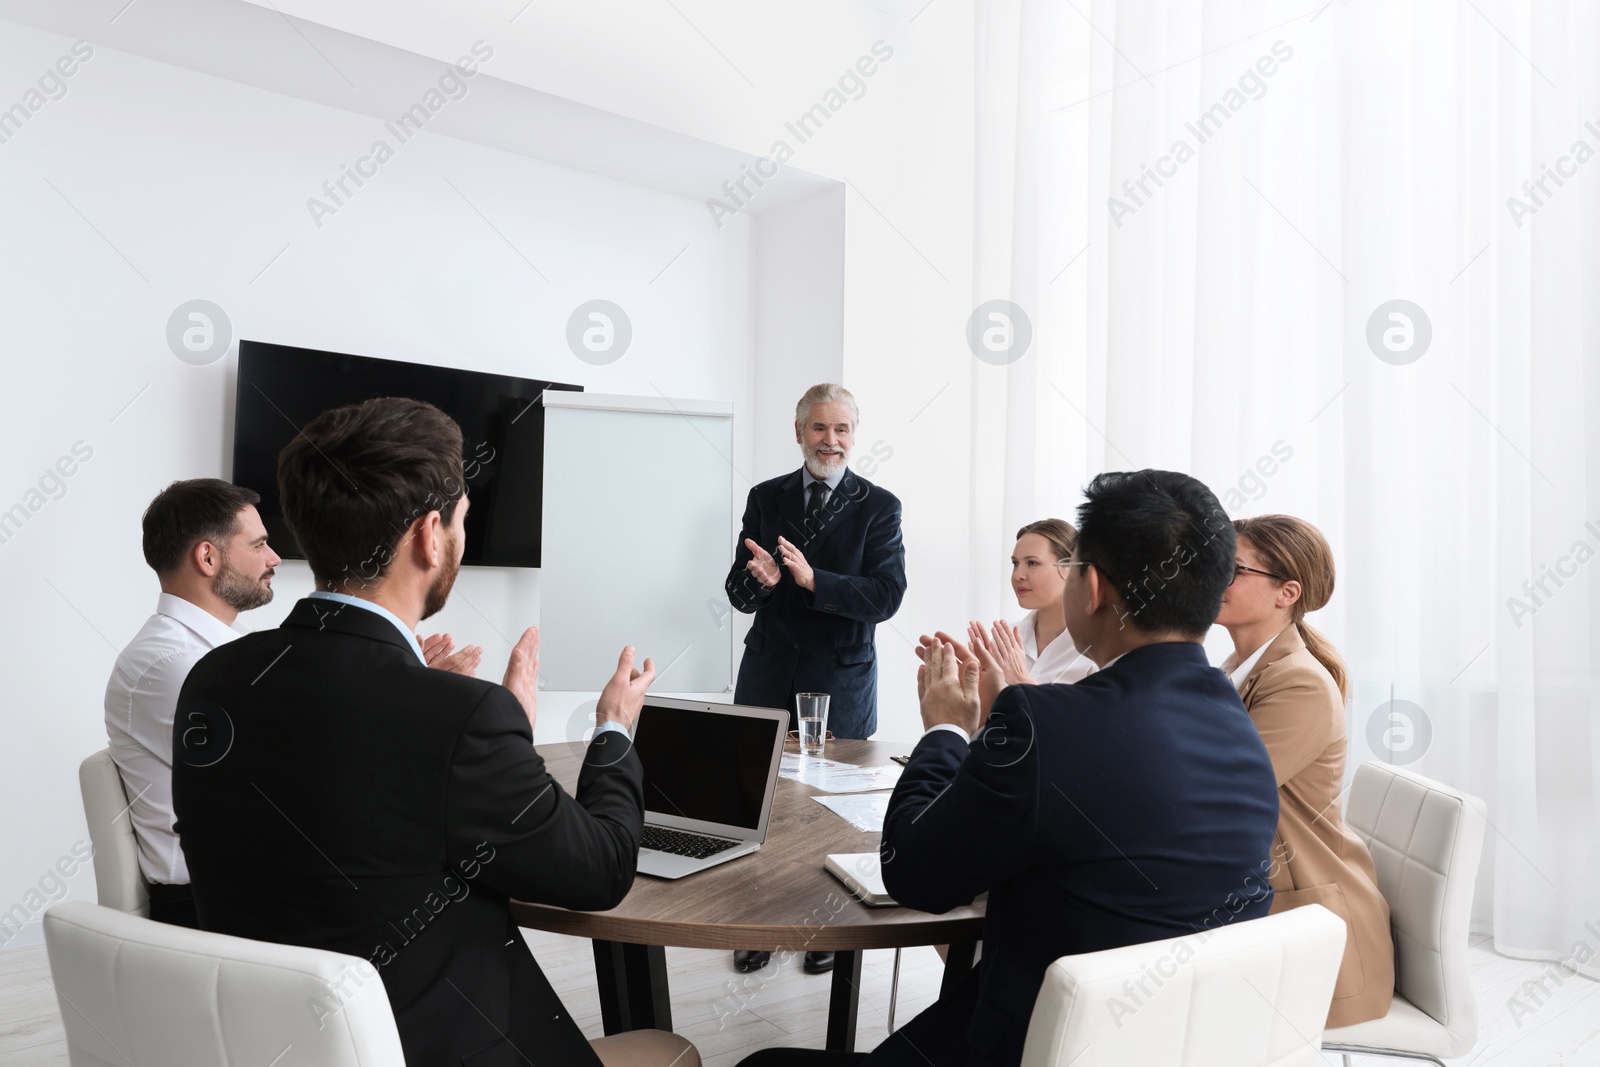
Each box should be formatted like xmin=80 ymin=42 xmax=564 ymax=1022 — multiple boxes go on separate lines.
xmin=1216 ymin=514 xmax=1394 ymax=1028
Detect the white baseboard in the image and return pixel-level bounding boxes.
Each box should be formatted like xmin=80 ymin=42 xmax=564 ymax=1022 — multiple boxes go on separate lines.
xmin=0 ymin=917 xmax=46 ymax=951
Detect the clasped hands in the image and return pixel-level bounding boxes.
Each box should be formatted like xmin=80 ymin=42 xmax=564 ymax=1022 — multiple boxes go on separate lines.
xmin=744 ymin=537 xmax=815 ymax=592
xmin=914 ymin=621 xmax=1038 ymax=737
xmin=420 ymin=628 xmax=655 ymax=735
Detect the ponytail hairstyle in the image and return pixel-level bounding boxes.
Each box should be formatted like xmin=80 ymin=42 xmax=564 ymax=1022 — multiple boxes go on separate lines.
xmin=1232 ymin=514 xmax=1348 ymax=704
xmin=1015 ymin=518 xmax=1078 ymax=563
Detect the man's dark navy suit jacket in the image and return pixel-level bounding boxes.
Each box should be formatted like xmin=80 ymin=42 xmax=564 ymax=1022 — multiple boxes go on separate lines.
xmin=726 ymin=467 xmax=906 ymax=738
xmin=881 ymin=641 xmax=1282 ymax=1067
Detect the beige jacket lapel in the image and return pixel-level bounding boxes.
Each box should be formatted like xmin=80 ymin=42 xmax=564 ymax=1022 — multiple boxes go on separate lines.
xmin=1234 ymin=625 xmax=1306 ymax=704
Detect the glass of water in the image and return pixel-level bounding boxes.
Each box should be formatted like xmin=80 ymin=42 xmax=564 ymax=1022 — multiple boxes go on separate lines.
xmin=796 ymin=692 xmax=831 ymax=755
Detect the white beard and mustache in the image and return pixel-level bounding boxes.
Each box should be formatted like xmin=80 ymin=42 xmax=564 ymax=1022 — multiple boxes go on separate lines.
xmin=801 ymin=441 xmax=848 ymax=481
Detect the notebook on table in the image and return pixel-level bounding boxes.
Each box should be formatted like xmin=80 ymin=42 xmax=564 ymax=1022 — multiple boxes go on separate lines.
xmin=825 ymin=852 xmax=899 ymax=907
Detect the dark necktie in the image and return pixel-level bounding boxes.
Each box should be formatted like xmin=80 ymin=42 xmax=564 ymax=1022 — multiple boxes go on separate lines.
xmin=807 ymin=482 xmax=827 ymax=523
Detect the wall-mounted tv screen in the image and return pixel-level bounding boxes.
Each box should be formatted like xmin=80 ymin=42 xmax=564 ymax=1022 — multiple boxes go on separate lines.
xmin=232 ymin=340 xmax=580 ymax=568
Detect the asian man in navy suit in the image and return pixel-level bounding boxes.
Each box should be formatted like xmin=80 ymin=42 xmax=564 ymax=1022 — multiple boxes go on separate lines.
xmin=725 ymin=383 xmax=906 ymax=974
xmin=740 ymin=469 xmax=1281 ymax=1067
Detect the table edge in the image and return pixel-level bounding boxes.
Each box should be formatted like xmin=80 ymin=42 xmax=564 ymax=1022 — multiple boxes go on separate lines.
xmin=510 ymin=900 xmax=985 ymax=951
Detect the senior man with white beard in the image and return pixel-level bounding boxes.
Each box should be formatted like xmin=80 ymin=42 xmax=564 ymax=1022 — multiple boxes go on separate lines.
xmin=724 ymin=383 xmax=907 ymax=974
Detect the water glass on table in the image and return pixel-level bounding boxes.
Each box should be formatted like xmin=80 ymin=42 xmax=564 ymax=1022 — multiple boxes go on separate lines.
xmin=796 ymin=692 xmax=830 ymax=755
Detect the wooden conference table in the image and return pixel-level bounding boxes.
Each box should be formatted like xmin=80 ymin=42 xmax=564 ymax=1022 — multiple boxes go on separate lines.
xmin=511 ymin=739 xmax=986 ymax=1051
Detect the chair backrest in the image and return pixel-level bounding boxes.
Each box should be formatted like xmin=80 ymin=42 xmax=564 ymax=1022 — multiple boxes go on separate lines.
xmin=78 ymin=749 xmax=148 ymax=916
xmin=44 ymin=901 xmax=405 ymax=1067
xmin=1020 ymin=904 xmax=1347 ymax=1067
xmin=1343 ymin=760 xmax=1487 ymax=1043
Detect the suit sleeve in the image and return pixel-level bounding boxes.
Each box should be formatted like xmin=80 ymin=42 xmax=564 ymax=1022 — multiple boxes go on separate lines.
xmin=726 ymin=488 xmax=776 ymax=614
xmin=806 ymin=495 xmax=907 ymax=624
xmin=443 ymin=686 xmax=644 ymax=911
xmin=1246 ymin=664 xmax=1336 ymax=788
xmin=880 ymin=687 xmax=1039 ymax=913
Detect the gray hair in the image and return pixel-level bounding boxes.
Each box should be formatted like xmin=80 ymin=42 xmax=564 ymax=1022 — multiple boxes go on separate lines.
xmin=793 ymin=383 xmax=859 ymax=429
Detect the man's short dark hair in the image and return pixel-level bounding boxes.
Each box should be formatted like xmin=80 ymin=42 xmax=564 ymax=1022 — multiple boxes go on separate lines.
xmin=277 ymin=397 xmax=465 ymax=591
xmin=1074 ymin=469 xmax=1235 ymax=637
xmin=142 ymin=479 xmax=261 ymax=575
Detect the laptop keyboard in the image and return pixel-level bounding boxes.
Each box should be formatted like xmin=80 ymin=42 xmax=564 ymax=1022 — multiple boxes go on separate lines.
xmin=641 ymin=825 xmax=741 ymax=859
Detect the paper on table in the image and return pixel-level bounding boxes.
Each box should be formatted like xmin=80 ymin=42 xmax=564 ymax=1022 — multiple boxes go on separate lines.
xmin=780 ymin=753 xmax=858 ymax=781
xmin=813 ymin=792 xmax=892 ymax=833
xmin=811 ymin=764 xmax=904 ymax=793
xmin=782 ymin=754 xmax=903 ymax=793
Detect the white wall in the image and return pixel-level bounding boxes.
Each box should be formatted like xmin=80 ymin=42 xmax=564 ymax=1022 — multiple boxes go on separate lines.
xmin=293 ymin=0 xmax=985 ymax=745
xmin=0 ymin=0 xmax=981 ymax=941
xmin=0 ymin=20 xmax=767 ymax=944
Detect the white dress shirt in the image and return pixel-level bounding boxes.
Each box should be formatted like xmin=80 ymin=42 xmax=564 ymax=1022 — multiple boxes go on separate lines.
xmin=1017 ymin=610 xmax=1095 ymax=684
xmin=104 ymin=593 xmax=250 ymax=885
xmin=1228 ymin=629 xmax=1285 ymax=691
xmin=800 ymin=466 xmax=845 ymax=509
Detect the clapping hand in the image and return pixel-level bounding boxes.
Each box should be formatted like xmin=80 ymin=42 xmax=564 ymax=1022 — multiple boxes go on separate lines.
xmin=744 ymin=538 xmax=781 ymax=588
xmin=502 ymin=627 xmax=540 ymax=730
xmin=924 ymin=629 xmax=1006 ymax=720
xmin=775 ymin=537 xmax=815 ymax=591
xmin=967 ymin=621 xmax=1035 ymax=687
xmin=420 ymin=632 xmax=484 ymax=677
xmin=595 ymin=646 xmax=657 ymax=732
xmin=499 ymin=629 xmax=655 ymax=737
xmin=914 ymin=632 xmax=984 ymax=735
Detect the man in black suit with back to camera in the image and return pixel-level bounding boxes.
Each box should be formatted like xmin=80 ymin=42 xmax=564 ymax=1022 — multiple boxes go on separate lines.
xmin=726 ymin=383 xmax=907 ymax=975
xmin=172 ymin=397 xmax=699 ymax=1067
xmin=740 ymin=469 xmax=1281 ymax=1067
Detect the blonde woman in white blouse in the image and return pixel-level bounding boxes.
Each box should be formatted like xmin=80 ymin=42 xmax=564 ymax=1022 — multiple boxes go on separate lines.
xmin=968 ymin=519 xmax=1095 ymax=686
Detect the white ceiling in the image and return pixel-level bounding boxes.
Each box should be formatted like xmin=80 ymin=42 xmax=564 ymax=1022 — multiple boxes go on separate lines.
xmin=0 ymin=0 xmax=840 ymax=211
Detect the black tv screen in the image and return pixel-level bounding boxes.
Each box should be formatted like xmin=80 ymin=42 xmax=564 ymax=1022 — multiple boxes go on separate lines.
xmin=232 ymin=340 xmax=580 ymax=567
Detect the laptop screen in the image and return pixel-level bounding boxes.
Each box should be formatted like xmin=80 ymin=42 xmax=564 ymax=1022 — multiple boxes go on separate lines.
xmin=632 ymin=702 xmax=782 ymax=832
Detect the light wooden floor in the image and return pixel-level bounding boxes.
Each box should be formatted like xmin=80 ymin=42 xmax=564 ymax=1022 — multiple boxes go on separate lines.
xmin=3 ymin=929 xmax=1597 ymax=1066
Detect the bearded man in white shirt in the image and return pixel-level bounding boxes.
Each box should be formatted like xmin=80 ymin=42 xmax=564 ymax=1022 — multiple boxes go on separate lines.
xmin=103 ymin=479 xmax=283 ymax=926
xmin=107 ymin=479 xmax=486 ymax=926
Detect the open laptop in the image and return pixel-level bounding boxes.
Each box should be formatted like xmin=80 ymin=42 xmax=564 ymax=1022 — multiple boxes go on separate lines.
xmin=629 ymin=696 xmax=788 ymax=879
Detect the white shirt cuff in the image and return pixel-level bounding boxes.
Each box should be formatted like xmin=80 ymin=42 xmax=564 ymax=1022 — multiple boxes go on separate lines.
xmin=924 ymin=723 xmax=972 ymax=744
xmin=593 ymin=721 xmax=631 ymax=739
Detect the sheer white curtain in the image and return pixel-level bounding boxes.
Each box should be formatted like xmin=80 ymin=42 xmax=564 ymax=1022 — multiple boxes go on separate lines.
xmin=971 ymin=0 xmax=1600 ymax=972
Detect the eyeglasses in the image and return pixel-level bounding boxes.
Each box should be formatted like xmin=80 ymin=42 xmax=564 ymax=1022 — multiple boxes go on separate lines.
xmin=1056 ymin=558 xmax=1131 ymax=596
xmin=1057 ymin=558 xmax=1285 ymax=586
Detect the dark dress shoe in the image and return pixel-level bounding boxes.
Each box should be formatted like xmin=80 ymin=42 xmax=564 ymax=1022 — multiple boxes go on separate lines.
xmin=804 ymin=951 xmax=835 ymax=974
xmin=733 ymin=950 xmax=771 ymax=972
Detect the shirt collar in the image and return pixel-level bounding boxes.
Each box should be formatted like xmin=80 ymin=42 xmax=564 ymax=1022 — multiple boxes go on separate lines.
xmin=1018 ymin=611 xmax=1041 ymax=657
xmin=801 ymin=466 xmax=846 ymax=493
xmin=155 ymin=592 xmax=250 ymax=648
xmin=1229 ymin=628 xmax=1287 ymax=690
xmin=307 ymin=591 xmax=427 ymax=664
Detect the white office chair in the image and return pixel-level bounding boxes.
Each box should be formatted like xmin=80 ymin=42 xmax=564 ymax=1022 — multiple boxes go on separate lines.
xmin=1019 ymin=903 xmax=1348 ymax=1067
xmin=1322 ymin=761 xmax=1488 ymax=1066
xmin=78 ymin=748 xmax=148 ymax=916
xmin=44 ymin=901 xmax=406 ymax=1067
